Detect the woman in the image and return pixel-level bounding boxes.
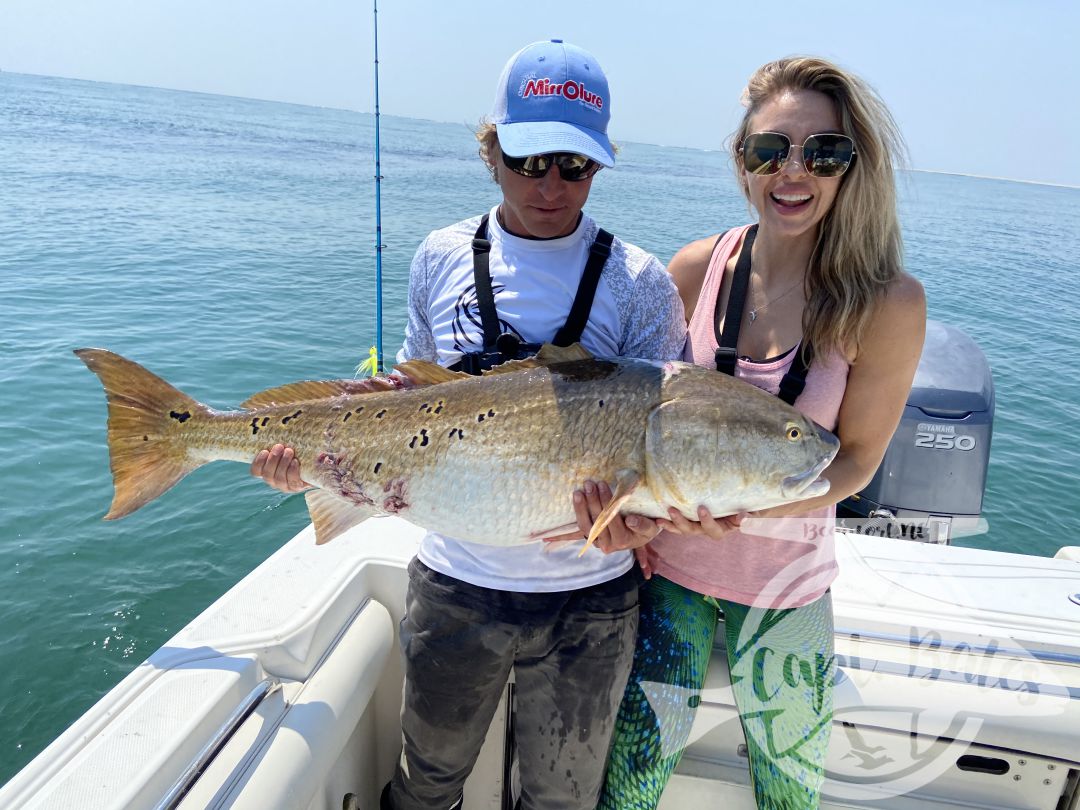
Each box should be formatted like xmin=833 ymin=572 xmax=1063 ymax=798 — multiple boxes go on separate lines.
xmin=586 ymin=56 xmax=926 ymax=809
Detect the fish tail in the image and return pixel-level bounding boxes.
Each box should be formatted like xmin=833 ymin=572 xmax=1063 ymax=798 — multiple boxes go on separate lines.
xmin=75 ymin=348 xmax=213 ymax=520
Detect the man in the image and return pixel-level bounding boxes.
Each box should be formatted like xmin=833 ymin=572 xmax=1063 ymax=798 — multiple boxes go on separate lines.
xmin=253 ymin=39 xmax=684 ymax=810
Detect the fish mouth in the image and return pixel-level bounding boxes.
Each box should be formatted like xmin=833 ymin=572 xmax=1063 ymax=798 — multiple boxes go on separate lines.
xmin=781 ymin=424 xmax=840 ymax=500
xmin=782 ymin=453 xmax=833 ymax=499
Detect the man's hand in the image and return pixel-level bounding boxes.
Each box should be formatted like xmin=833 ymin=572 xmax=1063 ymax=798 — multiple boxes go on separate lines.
xmin=573 ymin=480 xmax=660 ymax=553
xmin=250 ymin=444 xmax=311 ymax=493
xmin=248 ymin=373 xmax=411 ymax=494
xmin=541 ymin=480 xmax=662 ymax=576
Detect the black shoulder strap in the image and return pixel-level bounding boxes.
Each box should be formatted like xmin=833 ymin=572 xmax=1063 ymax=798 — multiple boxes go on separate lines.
xmin=471 ymin=214 xmax=504 ymax=349
xmin=710 ymin=223 xmax=813 ymax=403
xmin=713 ymin=225 xmax=757 ymax=375
xmin=777 ymin=343 xmax=814 ymax=405
xmin=552 ymin=228 xmax=614 ymax=346
xmin=472 ymin=214 xmax=614 ymax=351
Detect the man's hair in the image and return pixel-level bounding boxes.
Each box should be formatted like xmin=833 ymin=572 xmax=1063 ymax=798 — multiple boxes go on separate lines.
xmin=730 ymin=56 xmax=907 ymax=359
xmin=476 ymin=122 xmax=500 ymax=181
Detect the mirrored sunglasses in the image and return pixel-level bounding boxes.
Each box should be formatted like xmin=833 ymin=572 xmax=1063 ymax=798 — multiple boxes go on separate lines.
xmin=500 ymin=151 xmax=601 ymax=182
xmin=740 ymin=132 xmax=856 ymax=178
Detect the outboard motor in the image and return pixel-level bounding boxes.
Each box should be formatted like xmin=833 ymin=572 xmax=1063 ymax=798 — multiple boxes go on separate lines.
xmin=838 ymin=320 xmax=994 ymax=544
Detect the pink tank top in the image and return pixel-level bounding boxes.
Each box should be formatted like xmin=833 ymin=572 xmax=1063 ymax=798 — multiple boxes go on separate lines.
xmin=649 ymin=224 xmax=850 ymax=609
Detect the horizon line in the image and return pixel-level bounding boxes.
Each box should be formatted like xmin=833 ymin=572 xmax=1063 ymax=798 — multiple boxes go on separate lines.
xmin=5 ymin=69 xmax=1078 ymax=191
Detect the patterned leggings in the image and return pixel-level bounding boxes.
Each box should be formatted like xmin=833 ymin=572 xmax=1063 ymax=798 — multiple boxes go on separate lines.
xmin=597 ymin=576 xmax=835 ymax=810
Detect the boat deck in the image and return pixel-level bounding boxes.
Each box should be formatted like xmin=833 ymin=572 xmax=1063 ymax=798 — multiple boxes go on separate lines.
xmin=2 ymin=518 xmax=1079 ymax=809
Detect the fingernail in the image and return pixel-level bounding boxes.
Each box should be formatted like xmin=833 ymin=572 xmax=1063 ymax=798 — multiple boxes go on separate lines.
xmin=626 ymin=516 xmax=639 ymax=529
xmin=584 ymin=481 xmax=595 ymax=494
xmin=573 ymin=491 xmax=584 ymax=503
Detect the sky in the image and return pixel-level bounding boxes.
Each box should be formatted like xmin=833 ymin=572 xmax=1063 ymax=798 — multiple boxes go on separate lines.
xmin=2 ymin=0 xmax=1079 ymax=187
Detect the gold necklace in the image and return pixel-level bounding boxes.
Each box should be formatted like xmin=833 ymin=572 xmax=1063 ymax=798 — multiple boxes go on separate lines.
xmin=747 ymin=274 xmax=804 ymax=323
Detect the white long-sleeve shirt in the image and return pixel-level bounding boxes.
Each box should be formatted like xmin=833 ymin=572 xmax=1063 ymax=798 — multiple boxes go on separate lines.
xmin=398 ymin=207 xmax=686 ymax=592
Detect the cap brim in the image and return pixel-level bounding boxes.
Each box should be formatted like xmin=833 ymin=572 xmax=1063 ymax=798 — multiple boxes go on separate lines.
xmin=496 ymin=121 xmax=615 ymax=168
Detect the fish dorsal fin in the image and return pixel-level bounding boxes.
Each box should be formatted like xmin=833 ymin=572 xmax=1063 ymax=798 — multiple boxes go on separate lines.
xmin=392 ymin=344 xmax=596 ymax=385
xmin=241 ymin=378 xmax=399 ymax=409
xmin=479 ymin=342 xmax=597 ymax=376
xmin=393 ymin=360 xmax=469 ymax=386
xmin=535 ymin=342 xmax=594 ymax=364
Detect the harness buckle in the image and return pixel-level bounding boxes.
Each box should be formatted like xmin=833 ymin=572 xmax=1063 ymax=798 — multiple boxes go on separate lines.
xmin=590 ymin=240 xmax=612 ymax=260
xmin=714 ymin=347 xmax=738 ymax=374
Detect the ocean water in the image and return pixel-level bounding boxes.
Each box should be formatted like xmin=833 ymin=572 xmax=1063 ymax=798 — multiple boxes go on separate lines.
xmin=1 ymin=72 xmax=1079 ymax=784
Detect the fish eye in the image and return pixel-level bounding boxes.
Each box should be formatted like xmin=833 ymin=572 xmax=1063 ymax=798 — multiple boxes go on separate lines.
xmin=786 ymin=424 xmax=802 ymax=441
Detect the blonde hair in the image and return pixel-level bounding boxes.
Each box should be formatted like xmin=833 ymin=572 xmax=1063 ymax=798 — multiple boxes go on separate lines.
xmin=476 ymin=122 xmax=500 ymax=181
xmin=731 ymin=56 xmax=907 ymax=358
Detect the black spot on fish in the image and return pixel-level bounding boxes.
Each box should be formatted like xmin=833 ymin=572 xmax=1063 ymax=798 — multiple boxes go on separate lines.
xmin=434 ymin=401 xmax=444 ymax=414
xmin=250 ymin=417 xmax=261 ymax=435
xmin=281 ymin=409 xmax=303 ymax=425
xmin=143 ymin=435 xmax=149 ymax=442
xmin=261 ymin=417 xmax=269 ymax=426
xmin=170 ymin=410 xmax=191 ymax=423
xmin=419 ymin=429 xmax=429 ymax=447
xmin=598 ymin=399 xmax=605 ymax=408
xmin=354 ymin=405 xmax=365 ymax=414
xmin=375 ymin=409 xmax=387 ymax=419
xmin=343 ymin=412 xmax=351 ymax=422
xmin=374 ymin=462 xmax=382 ymax=474
xmin=477 ymin=409 xmax=496 ymax=423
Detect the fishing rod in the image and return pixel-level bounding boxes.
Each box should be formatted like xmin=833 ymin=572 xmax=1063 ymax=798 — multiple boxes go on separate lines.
xmin=372 ymin=0 xmax=385 ymax=372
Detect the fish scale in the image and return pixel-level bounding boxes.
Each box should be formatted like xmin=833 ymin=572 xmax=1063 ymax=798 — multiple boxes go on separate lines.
xmin=75 ymin=345 xmax=840 ymax=548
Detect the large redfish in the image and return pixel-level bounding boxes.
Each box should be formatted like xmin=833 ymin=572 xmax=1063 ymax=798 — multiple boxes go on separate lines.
xmin=75 ymin=344 xmax=839 ymax=549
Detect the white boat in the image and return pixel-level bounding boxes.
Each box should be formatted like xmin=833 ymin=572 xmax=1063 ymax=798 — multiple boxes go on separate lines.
xmin=2 ymin=512 xmax=1078 ymax=810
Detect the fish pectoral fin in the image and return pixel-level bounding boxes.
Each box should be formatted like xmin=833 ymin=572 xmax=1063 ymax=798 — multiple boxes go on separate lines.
xmin=581 ymin=470 xmax=642 ymax=557
xmin=241 ymin=378 xmax=399 ymax=409
xmin=392 ymin=360 xmax=469 ymax=386
xmin=305 ymin=489 xmax=379 ymax=545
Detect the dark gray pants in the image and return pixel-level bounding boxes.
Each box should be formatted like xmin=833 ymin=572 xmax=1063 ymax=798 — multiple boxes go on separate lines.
xmin=387 ymin=559 xmax=640 ymax=810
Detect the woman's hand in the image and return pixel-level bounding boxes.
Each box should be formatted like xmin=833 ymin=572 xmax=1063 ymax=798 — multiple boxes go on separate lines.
xmin=250 ymin=444 xmax=311 ymax=493
xmin=656 ymin=505 xmax=746 ymax=541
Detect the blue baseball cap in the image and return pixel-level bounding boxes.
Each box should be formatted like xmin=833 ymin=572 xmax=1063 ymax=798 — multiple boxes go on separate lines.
xmin=490 ymin=40 xmax=615 ymax=168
